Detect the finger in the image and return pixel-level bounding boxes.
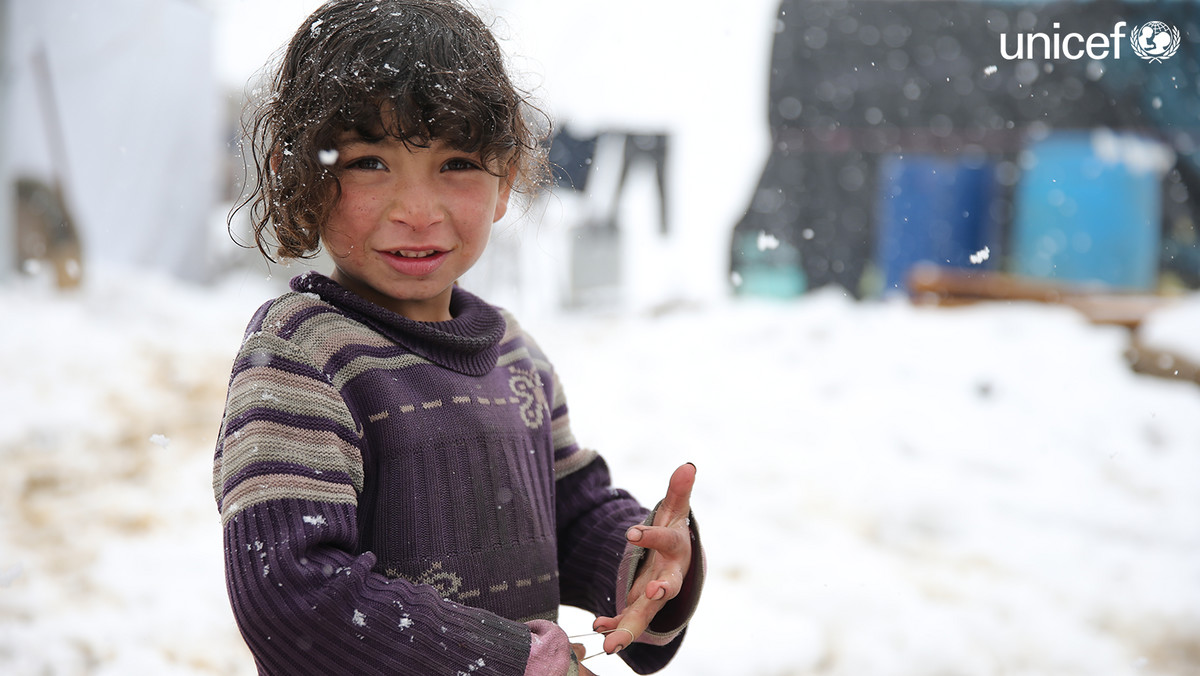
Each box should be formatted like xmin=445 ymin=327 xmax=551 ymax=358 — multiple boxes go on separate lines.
xmin=657 ymin=463 xmax=696 ymax=520
xmin=601 ymin=625 xmax=638 ymax=655
xmin=592 ymin=615 xmax=619 ymax=634
xmin=571 ymin=642 xmax=586 ymax=662
xmin=603 ymin=594 xmax=665 ymax=654
xmin=594 ymin=606 xmax=648 ymax=654
xmin=593 ymin=614 xmax=636 ymax=654
xmin=629 ymin=560 xmax=685 ymax=607
xmin=641 ymin=574 xmax=682 ymax=603
xmin=626 ymin=524 xmax=689 ymax=558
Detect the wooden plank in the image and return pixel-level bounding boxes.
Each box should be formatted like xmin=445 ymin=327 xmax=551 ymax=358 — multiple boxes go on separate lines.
xmin=906 ymin=265 xmax=1174 ymax=329
xmin=1127 ymin=338 xmax=1200 ymax=386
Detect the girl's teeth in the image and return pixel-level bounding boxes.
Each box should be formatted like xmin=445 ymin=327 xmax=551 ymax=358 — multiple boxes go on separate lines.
xmin=396 ymin=250 xmax=435 ymax=258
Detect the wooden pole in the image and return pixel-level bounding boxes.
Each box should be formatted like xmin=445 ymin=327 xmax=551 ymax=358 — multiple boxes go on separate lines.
xmin=0 ymin=0 xmax=12 ymax=281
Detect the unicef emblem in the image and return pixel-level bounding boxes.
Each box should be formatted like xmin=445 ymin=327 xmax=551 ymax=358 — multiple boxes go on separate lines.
xmin=1131 ymin=21 xmax=1181 ymax=63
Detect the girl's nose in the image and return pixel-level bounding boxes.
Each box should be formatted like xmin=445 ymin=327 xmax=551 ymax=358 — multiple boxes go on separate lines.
xmin=386 ymin=179 xmax=443 ymax=230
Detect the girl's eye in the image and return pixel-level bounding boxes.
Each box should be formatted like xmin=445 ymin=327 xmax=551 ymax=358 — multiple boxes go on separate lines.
xmin=346 ymin=157 xmax=385 ymax=171
xmin=442 ymin=157 xmax=481 ymax=172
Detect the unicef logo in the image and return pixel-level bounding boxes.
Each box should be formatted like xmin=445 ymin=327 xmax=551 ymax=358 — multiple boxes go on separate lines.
xmin=1131 ymin=21 xmax=1181 ymax=62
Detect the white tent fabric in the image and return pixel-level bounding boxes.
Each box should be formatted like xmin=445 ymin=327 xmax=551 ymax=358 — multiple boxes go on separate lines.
xmin=5 ymin=0 xmax=221 ymax=281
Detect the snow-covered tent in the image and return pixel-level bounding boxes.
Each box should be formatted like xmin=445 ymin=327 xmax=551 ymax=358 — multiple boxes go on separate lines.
xmin=3 ymin=0 xmax=222 ymax=283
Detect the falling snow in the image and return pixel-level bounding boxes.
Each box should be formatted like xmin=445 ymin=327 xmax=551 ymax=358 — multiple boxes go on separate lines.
xmin=756 ymin=232 xmax=780 ymax=251
xmin=5 ymin=0 xmax=1200 ymax=673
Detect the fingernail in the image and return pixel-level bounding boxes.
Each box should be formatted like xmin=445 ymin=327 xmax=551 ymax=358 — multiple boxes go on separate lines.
xmin=653 ymin=587 xmax=666 ymax=600
xmin=626 ymin=527 xmax=642 ymax=542
xmin=687 ymin=461 xmax=697 ymax=471
xmin=611 ymin=643 xmax=627 ymax=655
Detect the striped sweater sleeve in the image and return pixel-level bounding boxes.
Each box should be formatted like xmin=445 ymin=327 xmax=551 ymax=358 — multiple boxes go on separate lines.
xmin=513 ymin=322 xmax=703 ymax=674
xmin=213 ymin=300 xmax=532 ymax=676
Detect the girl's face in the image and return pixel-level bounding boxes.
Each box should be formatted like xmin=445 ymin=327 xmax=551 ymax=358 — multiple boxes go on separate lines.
xmin=321 ymin=130 xmax=511 ymax=322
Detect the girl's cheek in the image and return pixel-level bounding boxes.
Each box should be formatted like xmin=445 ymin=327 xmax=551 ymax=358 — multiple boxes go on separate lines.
xmin=320 ymin=224 xmax=351 ymax=257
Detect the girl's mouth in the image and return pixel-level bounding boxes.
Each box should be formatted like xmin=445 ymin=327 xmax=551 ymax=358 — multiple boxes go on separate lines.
xmin=391 ymin=249 xmax=440 ymax=258
xmin=380 ymin=248 xmax=449 ymax=276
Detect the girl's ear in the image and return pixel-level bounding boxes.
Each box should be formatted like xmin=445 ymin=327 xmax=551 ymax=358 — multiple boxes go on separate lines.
xmin=492 ymin=164 xmax=517 ymax=223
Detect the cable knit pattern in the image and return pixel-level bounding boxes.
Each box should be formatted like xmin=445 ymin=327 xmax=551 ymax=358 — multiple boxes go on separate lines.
xmin=213 ymin=273 xmax=695 ymax=675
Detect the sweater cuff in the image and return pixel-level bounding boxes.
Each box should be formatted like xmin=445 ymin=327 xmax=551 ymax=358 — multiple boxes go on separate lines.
xmin=524 ymin=620 xmax=577 ymax=676
xmin=614 ymin=505 xmax=706 ymax=646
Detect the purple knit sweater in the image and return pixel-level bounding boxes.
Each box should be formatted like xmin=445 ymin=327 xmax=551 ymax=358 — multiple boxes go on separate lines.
xmin=213 ymin=273 xmax=698 ymax=675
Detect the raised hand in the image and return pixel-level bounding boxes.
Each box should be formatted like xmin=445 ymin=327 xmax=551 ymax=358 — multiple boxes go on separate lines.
xmin=593 ymin=463 xmax=696 ymax=655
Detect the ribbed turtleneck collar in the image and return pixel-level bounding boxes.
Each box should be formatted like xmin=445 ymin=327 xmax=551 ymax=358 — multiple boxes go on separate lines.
xmin=291 ymin=272 xmax=506 ymax=377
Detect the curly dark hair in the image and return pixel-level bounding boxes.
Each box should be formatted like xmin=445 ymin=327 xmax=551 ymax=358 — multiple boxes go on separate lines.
xmin=233 ymin=0 xmax=549 ymax=261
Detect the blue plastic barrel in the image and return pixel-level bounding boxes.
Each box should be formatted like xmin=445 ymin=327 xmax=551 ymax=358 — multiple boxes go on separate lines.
xmin=874 ymin=155 xmax=998 ymax=294
xmin=1012 ymin=131 xmax=1170 ymax=291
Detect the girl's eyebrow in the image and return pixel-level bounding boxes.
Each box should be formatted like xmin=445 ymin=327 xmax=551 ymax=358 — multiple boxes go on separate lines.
xmin=334 ymin=132 xmax=380 ymax=148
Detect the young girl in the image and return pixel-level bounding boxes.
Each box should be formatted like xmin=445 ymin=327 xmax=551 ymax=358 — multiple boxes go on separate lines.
xmin=212 ymin=1 xmax=703 ymax=674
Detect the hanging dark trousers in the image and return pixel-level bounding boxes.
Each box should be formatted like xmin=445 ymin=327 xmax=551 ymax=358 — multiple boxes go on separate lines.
xmin=611 ymin=133 xmax=669 ymax=235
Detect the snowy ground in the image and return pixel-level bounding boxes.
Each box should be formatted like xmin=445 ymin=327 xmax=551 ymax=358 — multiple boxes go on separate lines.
xmin=2 ymin=264 xmax=1200 ymax=676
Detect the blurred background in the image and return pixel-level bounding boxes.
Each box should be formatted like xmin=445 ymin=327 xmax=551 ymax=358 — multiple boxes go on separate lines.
xmin=3 ymin=0 xmax=1200 ymax=674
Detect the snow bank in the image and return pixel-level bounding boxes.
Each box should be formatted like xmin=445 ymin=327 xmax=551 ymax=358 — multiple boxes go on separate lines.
xmin=6 ymin=269 xmax=1198 ymax=675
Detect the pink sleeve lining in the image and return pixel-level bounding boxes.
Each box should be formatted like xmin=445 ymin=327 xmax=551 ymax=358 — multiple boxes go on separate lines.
xmin=524 ymin=619 xmax=579 ymax=676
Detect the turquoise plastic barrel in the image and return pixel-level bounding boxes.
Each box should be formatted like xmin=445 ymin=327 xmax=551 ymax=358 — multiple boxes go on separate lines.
xmin=1012 ymin=132 xmax=1171 ymax=291
xmin=733 ymin=231 xmax=806 ymax=298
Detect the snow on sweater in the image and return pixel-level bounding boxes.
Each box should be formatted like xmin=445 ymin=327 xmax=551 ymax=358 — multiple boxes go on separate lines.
xmin=212 ymin=272 xmax=697 ymax=675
